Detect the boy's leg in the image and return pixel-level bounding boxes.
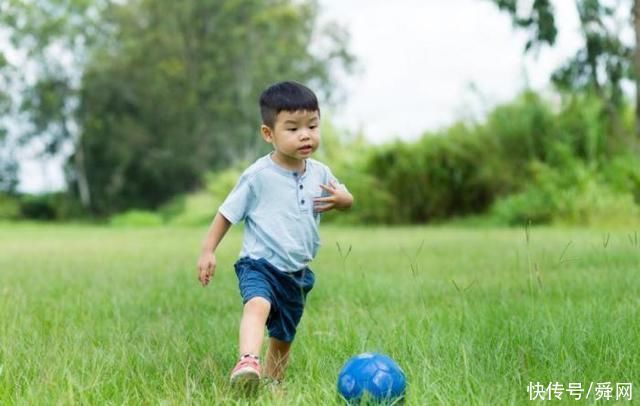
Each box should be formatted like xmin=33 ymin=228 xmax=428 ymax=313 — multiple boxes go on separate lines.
xmin=230 ymin=296 xmax=271 ymax=385
xmin=264 ymin=337 xmax=292 ymax=381
xmin=238 ymin=296 xmax=271 ymax=357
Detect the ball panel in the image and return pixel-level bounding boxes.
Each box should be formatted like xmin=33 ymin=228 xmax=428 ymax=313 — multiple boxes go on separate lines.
xmin=338 ymin=372 xmax=362 ymax=398
xmin=370 ymin=370 xmax=394 ymax=397
xmin=337 ymin=352 xmax=407 ymax=403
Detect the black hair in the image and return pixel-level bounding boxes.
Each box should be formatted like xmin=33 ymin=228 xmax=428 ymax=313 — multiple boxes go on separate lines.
xmin=259 ymin=81 xmax=320 ymax=129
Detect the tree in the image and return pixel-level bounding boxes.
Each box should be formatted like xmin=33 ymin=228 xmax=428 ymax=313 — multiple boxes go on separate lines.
xmin=490 ymin=0 xmax=637 ymax=140
xmin=77 ymin=0 xmax=354 ymax=214
xmin=0 ymin=0 xmax=113 ymax=206
xmin=635 ymin=0 xmax=640 ymax=138
xmin=492 ymin=0 xmax=558 ymax=50
xmin=1 ymin=0 xmax=354 ymax=214
xmin=0 ymin=50 xmax=18 ymax=194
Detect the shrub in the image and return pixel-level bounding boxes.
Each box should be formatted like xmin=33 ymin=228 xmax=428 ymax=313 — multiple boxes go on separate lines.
xmin=110 ymin=210 xmax=164 ymax=227
xmin=0 ymin=193 xmax=20 ymax=220
xmin=160 ymin=166 xmax=243 ymax=226
xmin=366 ymin=124 xmax=503 ymax=223
xmin=19 ymin=195 xmax=58 ymax=220
xmin=491 ymin=160 xmax=639 ymax=226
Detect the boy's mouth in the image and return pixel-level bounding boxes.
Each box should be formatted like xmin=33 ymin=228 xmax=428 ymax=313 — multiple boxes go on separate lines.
xmin=298 ymin=145 xmax=313 ymax=153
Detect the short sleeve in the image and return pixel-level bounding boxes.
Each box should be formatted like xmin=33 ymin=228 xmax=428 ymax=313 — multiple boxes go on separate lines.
xmin=218 ymin=173 xmax=254 ymax=224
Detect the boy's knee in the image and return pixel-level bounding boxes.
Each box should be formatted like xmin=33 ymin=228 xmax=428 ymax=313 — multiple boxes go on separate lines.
xmin=244 ymin=296 xmax=271 ymax=314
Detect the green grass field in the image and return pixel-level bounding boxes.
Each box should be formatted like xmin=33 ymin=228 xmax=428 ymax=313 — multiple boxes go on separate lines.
xmin=1 ymin=223 xmax=639 ymax=404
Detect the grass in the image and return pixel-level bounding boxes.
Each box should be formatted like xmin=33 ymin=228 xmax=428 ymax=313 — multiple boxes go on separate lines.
xmin=0 ymin=223 xmax=639 ymax=404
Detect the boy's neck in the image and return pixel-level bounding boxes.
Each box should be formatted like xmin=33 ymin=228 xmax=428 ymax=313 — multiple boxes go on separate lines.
xmin=270 ymin=152 xmax=306 ymax=173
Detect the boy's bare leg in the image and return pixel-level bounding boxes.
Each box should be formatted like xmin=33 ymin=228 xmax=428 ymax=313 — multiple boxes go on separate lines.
xmin=264 ymin=337 xmax=292 ymax=381
xmin=239 ymin=297 xmax=271 ymax=357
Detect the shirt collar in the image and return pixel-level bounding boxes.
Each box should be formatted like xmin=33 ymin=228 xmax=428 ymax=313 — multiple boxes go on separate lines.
xmin=267 ymin=152 xmax=308 ymax=179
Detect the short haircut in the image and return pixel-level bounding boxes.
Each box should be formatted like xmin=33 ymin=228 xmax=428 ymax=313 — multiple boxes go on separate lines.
xmin=259 ymin=81 xmax=320 ymax=129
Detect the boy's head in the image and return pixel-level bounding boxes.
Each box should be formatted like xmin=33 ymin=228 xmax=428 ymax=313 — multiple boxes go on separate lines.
xmin=259 ymin=81 xmax=321 ymax=165
xmin=259 ymin=81 xmax=320 ymax=130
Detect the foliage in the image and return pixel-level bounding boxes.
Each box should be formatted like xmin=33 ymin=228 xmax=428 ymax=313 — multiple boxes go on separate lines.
xmin=0 ymin=193 xmax=20 ymax=220
xmin=160 ymin=166 xmax=243 ymax=226
xmin=366 ymin=126 xmax=501 ymax=224
xmin=491 ymin=159 xmax=639 ymax=226
xmin=602 ymin=154 xmax=640 ymax=203
xmin=0 ymin=148 xmax=19 ymax=194
xmin=314 ymin=119 xmax=394 ymax=224
xmin=363 ymin=91 xmax=639 ymax=225
xmin=8 ymin=90 xmax=639 ymax=227
xmin=0 ymin=63 xmax=18 ymax=193
xmin=491 ymin=0 xmax=557 ymax=50
xmin=109 ymin=210 xmax=164 ymax=227
xmin=489 ymin=0 xmax=637 ymax=138
xmin=0 ymin=0 xmax=113 ymax=208
xmin=15 ymin=193 xmax=86 ymax=221
xmin=0 ymin=0 xmax=354 ymax=215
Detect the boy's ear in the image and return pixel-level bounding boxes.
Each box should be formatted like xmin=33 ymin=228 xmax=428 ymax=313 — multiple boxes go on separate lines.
xmin=261 ymin=125 xmax=274 ymax=143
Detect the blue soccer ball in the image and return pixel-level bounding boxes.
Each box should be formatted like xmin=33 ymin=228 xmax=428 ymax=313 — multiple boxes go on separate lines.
xmin=337 ymin=352 xmax=406 ymax=404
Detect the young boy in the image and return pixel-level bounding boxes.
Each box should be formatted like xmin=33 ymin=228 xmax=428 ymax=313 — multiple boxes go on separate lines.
xmin=196 ymin=81 xmax=353 ymax=388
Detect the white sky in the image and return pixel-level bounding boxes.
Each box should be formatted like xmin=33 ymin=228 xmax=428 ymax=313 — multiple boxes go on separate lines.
xmin=16 ymin=0 xmax=585 ymax=192
xmin=319 ymin=0 xmax=583 ymax=142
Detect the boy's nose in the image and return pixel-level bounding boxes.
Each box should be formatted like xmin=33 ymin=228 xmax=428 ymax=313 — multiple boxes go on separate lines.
xmin=299 ymin=131 xmax=311 ymax=140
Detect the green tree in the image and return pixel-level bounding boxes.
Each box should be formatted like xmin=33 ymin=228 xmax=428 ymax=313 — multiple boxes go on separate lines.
xmin=635 ymin=0 xmax=640 ymax=138
xmin=0 ymin=50 xmax=18 ymax=194
xmin=78 ymin=0 xmax=353 ymax=214
xmin=490 ymin=0 xmax=637 ymax=140
xmin=0 ymin=0 xmax=113 ymax=206
xmin=1 ymin=0 xmax=353 ymax=215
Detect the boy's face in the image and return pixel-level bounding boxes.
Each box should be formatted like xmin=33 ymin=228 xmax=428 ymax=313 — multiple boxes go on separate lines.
xmin=261 ymin=109 xmax=320 ymax=167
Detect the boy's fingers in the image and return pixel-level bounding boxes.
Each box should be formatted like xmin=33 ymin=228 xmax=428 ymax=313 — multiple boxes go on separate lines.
xmin=314 ymin=203 xmax=333 ymax=212
xmin=314 ymin=196 xmax=333 ymax=203
xmin=319 ymin=184 xmax=334 ymax=192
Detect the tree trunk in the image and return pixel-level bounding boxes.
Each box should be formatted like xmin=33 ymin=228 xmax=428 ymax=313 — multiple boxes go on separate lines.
xmin=635 ymin=0 xmax=640 ymax=139
xmin=62 ymin=116 xmax=91 ymax=209
xmin=74 ymin=137 xmax=91 ymax=209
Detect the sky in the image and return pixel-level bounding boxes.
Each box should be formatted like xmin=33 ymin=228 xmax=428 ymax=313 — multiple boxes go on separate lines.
xmin=318 ymin=0 xmax=583 ymax=142
xmin=15 ymin=0 xmax=585 ymax=192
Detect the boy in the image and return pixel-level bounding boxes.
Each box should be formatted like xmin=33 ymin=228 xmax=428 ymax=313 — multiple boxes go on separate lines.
xmin=196 ymin=81 xmax=353 ymax=388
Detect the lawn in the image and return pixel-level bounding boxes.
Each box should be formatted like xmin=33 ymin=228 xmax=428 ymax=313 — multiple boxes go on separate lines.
xmin=1 ymin=223 xmax=638 ymax=404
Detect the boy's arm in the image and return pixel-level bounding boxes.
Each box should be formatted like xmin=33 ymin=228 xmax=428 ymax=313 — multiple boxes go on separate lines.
xmin=197 ymin=211 xmax=232 ymax=286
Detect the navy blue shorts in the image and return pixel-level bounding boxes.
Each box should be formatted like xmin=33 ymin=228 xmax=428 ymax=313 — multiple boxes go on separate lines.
xmin=234 ymin=257 xmax=315 ymax=343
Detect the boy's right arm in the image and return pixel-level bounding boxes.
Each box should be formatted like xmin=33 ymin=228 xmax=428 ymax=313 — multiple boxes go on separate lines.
xmin=197 ymin=211 xmax=232 ymax=286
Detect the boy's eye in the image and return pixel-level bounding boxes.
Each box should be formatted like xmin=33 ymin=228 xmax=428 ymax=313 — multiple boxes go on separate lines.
xmin=309 ymin=125 xmax=317 ymax=129
xmin=287 ymin=128 xmax=297 ymax=132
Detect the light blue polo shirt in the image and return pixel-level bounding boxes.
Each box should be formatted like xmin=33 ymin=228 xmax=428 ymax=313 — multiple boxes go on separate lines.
xmin=219 ymin=153 xmax=344 ymax=272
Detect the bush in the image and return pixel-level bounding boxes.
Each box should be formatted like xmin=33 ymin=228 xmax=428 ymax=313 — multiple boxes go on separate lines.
xmin=365 ymin=123 xmax=503 ymax=223
xmin=0 ymin=193 xmax=20 ymax=220
xmin=324 ymin=157 xmax=394 ymax=225
xmin=15 ymin=193 xmax=88 ymax=221
xmin=491 ymin=160 xmax=639 ymax=226
xmin=160 ymin=166 xmax=244 ymax=226
xmin=110 ymin=210 xmax=164 ymax=227
xmin=19 ymin=195 xmax=59 ymax=220
xmin=602 ymin=155 xmax=640 ymax=204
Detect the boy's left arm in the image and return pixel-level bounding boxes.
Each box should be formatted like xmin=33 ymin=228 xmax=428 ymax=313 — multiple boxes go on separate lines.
xmin=314 ymin=180 xmax=354 ymax=213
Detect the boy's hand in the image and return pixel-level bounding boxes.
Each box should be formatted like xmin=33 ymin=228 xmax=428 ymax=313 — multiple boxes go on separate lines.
xmin=314 ymin=180 xmax=354 ymax=213
xmin=197 ymin=252 xmax=216 ymax=286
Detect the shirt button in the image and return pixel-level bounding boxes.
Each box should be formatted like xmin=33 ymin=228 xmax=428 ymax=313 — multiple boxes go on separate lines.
xmin=301 ymin=199 xmax=305 ymax=204
xmin=293 ymin=172 xmax=298 ymax=177
xmin=299 ymin=185 xmax=303 ymax=189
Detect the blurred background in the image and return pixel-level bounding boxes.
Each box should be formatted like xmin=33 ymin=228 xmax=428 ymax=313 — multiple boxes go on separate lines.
xmin=0 ymin=0 xmax=638 ymax=227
